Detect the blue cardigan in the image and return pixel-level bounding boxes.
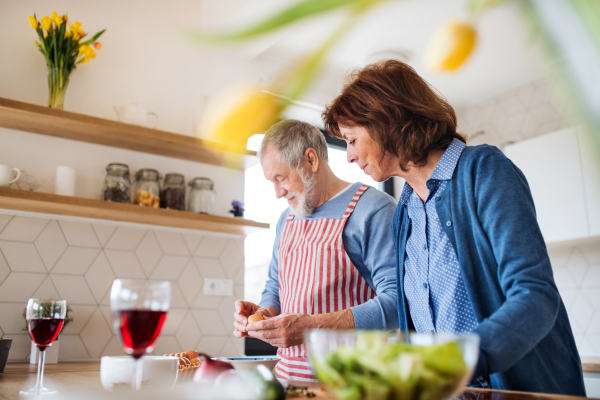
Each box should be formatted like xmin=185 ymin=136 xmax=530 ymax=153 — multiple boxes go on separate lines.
xmin=391 ymin=144 xmax=586 ymax=396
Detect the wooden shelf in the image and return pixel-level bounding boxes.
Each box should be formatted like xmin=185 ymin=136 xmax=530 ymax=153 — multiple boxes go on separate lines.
xmin=0 ymin=188 xmax=269 ymax=236
xmin=0 ymin=97 xmax=258 ymax=170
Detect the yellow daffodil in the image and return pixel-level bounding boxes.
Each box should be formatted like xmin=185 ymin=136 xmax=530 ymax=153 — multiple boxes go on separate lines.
xmin=69 ymin=21 xmax=84 ymax=38
xmin=44 ymin=32 xmax=48 ymax=39
xmin=93 ymin=42 xmax=102 ymax=49
xmin=200 ymin=85 xmax=285 ymax=149
xmin=424 ymin=20 xmax=477 ymax=72
xmin=41 ymin=16 xmax=52 ymax=31
xmin=78 ymin=44 xmax=96 ymax=63
xmin=28 ymin=16 xmax=38 ymax=29
xmin=51 ymin=11 xmax=63 ymax=26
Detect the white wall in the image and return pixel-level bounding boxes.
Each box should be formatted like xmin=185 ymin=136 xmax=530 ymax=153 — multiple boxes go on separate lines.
xmin=0 ymin=1 xmax=281 ymax=137
xmin=456 ymin=79 xmax=600 ymax=357
xmin=0 ymin=1 xmax=264 ymax=360
xmin=0 ymin=211 xmax=245 ymax=362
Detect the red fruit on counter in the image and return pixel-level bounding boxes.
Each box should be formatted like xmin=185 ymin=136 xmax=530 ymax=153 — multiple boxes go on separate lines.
xmin=193 ymin=353 xmax=234 ymax=385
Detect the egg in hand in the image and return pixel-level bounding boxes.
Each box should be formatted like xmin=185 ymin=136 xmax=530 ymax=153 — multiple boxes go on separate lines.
xmin=248 ymin=314 xmax=264 ymax=323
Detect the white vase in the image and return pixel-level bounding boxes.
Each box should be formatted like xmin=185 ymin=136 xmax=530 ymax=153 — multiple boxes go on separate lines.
xmin=30 ymin=340 xmax=59 ymax=364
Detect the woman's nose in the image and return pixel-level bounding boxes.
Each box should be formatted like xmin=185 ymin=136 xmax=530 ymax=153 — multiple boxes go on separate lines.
xmin=347 ymin=151 xmax=357 ymax=164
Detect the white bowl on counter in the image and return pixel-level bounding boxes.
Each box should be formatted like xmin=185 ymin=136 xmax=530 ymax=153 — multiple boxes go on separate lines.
xmin=218 ymin=357 xmax=279 ymax=372
xmin=100 ymin=356 xmax=179 ymax=391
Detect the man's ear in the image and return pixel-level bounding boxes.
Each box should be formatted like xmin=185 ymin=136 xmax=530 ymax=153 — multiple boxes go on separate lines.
xmin=305 ymin=148 xmax=319 ymax=172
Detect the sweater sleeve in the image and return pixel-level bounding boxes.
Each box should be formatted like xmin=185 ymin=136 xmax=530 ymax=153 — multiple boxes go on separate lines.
xmin=472 ymin=152 xmax=560 ymax=377
xmin=258 ymin=211 xmax=288 ymax=313
xmin=345 ymin=195 xmax=399 ymax=330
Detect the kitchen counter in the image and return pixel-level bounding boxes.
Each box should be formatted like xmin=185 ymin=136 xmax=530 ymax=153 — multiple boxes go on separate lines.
xmin=0 ymin=362 xmax=592 ymax=400
xmin=582 ymin=357 xmax=600 ymax=373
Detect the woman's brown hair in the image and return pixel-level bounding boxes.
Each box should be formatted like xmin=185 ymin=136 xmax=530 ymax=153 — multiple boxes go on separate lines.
xmin=322 ymin=60 xmax=465 ymax=171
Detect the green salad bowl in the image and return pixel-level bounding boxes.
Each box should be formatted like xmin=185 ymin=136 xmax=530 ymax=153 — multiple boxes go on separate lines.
xmin=305 ymin=330 xmax=480 ymax=400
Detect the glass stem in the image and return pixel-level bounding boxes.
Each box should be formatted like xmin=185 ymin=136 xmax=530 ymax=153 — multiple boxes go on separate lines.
xmin=34 ymin=348 xmax=45 ymax=393
xmin=134 ymin=358 xmax=143 ymax=391
xmin=40 ymin=350 xmax=46 ymax=388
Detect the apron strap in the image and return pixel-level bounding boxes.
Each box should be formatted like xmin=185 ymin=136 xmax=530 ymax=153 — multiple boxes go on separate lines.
xmin=286 ymin=184 xmax=370 ymax=220
xmin=342 ymin=184 xmax=370 ymax=219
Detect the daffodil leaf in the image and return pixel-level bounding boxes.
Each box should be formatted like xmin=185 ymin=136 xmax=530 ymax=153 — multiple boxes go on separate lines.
xmin=82 ymin=29 xmax=105 ymax=45
xmin=190 ymin=0 xmax=371 ymax=43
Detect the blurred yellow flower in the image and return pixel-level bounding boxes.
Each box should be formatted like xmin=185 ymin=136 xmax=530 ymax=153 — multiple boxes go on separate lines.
xmin=78 ymin=44 xmax=96 ymax=63
xmin=28 ymin=16 xmax=37 ymax=29
xmin=41 ymin=16 xmax=52 ymax=31
xmin=200 ymin=85 xmax=285 ymax=149
xmin=69 ymin=21 xmax=84 ymax=37
xmin=51 ymin=11 xmax=63 ymax=26
xmin=424 ymin=20 xmax=477 ymax=72
xmin=93 ymin=42 xmax=102 ymax=49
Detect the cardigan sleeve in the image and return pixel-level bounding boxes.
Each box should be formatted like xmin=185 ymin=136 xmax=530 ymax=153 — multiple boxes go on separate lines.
xmin=471 ymin=152 xmax=561 ymax=377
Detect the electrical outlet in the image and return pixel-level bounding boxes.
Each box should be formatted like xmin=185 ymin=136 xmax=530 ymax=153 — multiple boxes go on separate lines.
xmin=204 ymin=278 xmax=234 ymax=296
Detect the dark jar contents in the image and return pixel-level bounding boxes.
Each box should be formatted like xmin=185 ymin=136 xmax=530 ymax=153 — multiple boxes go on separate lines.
xmin=101 ymin=163 xmax=130 ymax=203
xmin=160 ymin=173 xmax=185 ymax=210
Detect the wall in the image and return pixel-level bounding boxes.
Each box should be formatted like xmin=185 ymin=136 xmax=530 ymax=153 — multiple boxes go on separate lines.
xmin=456 ymin=78 xmax=600 ymax=356
xmin=0 ymin=129 xmax=245 ymax=217
xmin=0 ymin=210 xmax=245 ymax=362
xmin=547 ymin=242 xmax=600 ymax=356
xmin=0 ymin=1 xmax=252 ymax=363
xmin=0 ymin=1 xmax=280 ymax=137
xmin=456 ymin=77 xmax=580 ymax=148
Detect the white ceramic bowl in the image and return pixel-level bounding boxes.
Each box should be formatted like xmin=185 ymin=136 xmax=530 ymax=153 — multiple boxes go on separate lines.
xmin=100 ymin=356 xmax=179 ymax=391
xmin=218 ymin=357 xmax=279 ymax=372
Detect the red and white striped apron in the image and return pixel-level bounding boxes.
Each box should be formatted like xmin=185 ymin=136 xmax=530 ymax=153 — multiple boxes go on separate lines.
xmin=275 ymin=184 xmax=376 ymax=381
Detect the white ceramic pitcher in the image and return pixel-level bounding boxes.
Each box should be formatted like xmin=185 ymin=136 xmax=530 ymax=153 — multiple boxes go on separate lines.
xmin=113 ymin=103 xmax=159 ymax=128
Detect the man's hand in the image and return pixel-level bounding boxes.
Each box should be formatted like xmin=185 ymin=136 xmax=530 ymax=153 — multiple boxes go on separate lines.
xmin=245 ymin=313 xmax=313 ymax=348
xmin=232 ymin=300 xmax=278 ymax=338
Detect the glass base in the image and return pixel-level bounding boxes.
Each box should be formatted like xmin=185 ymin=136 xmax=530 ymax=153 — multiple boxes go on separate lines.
xmin=19 ymin=386 xmax=56 ymax=395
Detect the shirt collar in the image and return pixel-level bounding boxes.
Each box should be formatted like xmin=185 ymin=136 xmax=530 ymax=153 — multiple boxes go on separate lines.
xmin=399 ymin=138 xmax=466 ymax=205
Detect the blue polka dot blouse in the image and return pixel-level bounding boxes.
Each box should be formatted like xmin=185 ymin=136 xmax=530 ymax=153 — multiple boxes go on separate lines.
xmin=400 ymin=138 xmax=479 ymax=334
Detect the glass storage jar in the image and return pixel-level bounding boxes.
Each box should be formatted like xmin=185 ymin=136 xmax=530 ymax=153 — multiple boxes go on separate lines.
xmin=188 ymin=177 xmax=215 ymax=214
xmin=133 ymin=168 xmax=160 ymax=208
xmin=101 ymin=163 xmax=131 ymax=203
xmin=160 ymin=173 xmax=185 ymax=210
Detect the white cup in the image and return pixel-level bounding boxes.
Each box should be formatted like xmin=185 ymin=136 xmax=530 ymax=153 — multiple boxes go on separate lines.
xmin=0 ymin=165 xmax=20 ymax=188
xmin=55 ymin=166 xmax=76 ymax=196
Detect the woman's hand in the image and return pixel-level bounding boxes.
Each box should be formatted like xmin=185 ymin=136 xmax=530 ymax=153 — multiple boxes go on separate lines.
xmin=244 ymin=313 xmax=313 ymax=348
xmin=232 ymin=300 xmax=278 ymax=338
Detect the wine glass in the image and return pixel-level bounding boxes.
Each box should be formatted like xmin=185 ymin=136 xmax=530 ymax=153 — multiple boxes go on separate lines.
xmin=20 ymin=299 xmax=67 ymax=396
xmin=110 ymin=279 xmax=170 ymax=391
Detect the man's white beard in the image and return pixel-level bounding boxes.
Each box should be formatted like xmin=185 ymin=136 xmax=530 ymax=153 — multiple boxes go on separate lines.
xmin=285 ymin=169 xmax=316 ymax=217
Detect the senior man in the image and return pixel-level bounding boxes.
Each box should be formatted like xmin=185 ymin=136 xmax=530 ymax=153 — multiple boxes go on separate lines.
xmin=233 ymin=119 xmax=398 ymax=381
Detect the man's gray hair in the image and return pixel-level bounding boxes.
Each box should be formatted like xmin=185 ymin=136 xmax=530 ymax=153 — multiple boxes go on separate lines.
xmin=259 ymin=119 xmax=328 ymax=167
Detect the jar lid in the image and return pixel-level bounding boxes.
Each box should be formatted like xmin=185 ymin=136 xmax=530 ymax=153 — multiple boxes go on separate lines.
xmin=106 ymin=163 xmax=130 ymax=177
xmin=106 ymin=162 xmax=129 ymax=171
xmin=136 ymin=168 xmax=160 ymax=181
xmin=164 ymin=173 xmax=185 ymax=184
xmin=189 ymin=177 xmax=214 ymax=190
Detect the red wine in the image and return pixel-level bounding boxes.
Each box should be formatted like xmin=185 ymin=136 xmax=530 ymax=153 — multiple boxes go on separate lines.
xmin=27 ymin=318 xmax=64 ymax=351
xmin=114 ymin=310 xmax=167 ymax=359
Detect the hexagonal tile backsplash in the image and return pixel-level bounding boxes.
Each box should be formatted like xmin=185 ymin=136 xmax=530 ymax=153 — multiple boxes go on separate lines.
xmin=0 ymin=212 xmax=245 ymax=362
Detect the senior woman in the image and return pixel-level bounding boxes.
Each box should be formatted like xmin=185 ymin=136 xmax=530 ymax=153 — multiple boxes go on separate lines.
xmin=322 ymin=60 xmax=585 ymax=396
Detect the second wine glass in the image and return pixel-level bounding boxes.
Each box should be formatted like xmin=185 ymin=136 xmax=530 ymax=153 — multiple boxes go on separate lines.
xmin=20 ymin=299 xmax=66 ymax=396
xmin=110 ymin=279 xmax=170 ymax=391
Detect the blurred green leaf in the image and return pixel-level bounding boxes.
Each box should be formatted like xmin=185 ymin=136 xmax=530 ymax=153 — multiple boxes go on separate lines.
xmin=469 ymin=0 xmax=507 ymax=14
xmin=189 ymin=0 xmax=379 ymax=43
